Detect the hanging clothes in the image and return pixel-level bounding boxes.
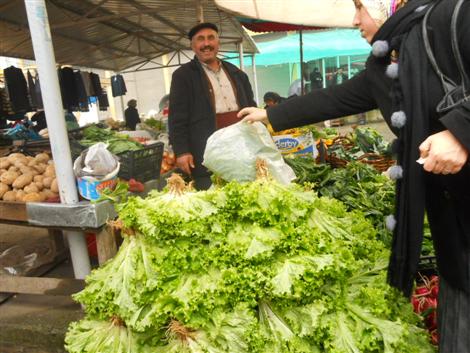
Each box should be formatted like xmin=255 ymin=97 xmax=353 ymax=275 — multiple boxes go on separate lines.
xmin=111 ymin=74 xmax=127 ymax=97
xmin=74 ymin=70 xmax=89 ymax=112
xmin=90 ymin=72 xmax=102 ymax=97
xmin=27 ymin=70 xmax=43 ymax=110
xmin=98 ymin=89 xmax=109 ymax=111
xmin=3 ymin=66 xmax=31 ymax=113
xmin=80 ymin=71 xmax=93 ymax=97
xmin=0 ymin=87 xmax=14 ymax=117
xmin=58 ymin=67 xmax=79 ymax=111
xmin=34 ymin=73 xmax=43 ymax=110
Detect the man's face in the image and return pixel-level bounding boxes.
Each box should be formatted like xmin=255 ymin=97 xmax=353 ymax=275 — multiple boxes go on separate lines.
xmin=191 ymin=28 xmax=220 ymax=64
xmin=264 ymin=99 xmax=276 ymax=107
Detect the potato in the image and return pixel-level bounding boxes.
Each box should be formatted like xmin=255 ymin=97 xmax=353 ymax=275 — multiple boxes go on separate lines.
xmin=8 ymin=166 xmax=18 ymax=173
xmin=0 ymin=169 xmax=7 ymax=175
xmin=33 ymin=175 xmax=44 ymax=183
xmin=7 ymin=153 xmax=25 ymax=163
xmin=19 ymin=165 xmax=38 ymax=176
xmin=35 ymin=181 xmax=44 ymax=191
xmin=0 ymin=160 xmax=10 ymax=169
xmin=15 ymin=190 xmax=26 ymax=202
xmin=44 ymin=164 xmax=56 ymax=177
xmin=42 ymin=188 xmax=55 ymax=199
xmin=35 ymin=153 xmax=50 ymax=163
xmin=12 ymin=173 xmax=34 ymax=189
xmin=23 ymin=192 xmax=44 ymax=202
xmin=43 ymin=177 xmax=53 ymax=188
xmin=50 ymin=178 xmax=59 ymax=193
xmin=13 ymin=158 xmax=28 ymax=168
xmin=0 ymin=182 xmax=9 ymax=198
xmin=27 ymin=159 xmax=38 ymax=167
xmin=34 ymin=163 xmax=47 ymax=174
xmin=24 ymin=183 xmax=39 ymax=194
xmin=3 ymin=190 xmax=17 ymax=201
xmin=1 ymin=171 xmax=20 ymax=185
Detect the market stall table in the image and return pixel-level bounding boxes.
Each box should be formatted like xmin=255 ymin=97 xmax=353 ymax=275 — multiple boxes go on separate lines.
xmin=0 ymin=200 xmax=118 ymax=296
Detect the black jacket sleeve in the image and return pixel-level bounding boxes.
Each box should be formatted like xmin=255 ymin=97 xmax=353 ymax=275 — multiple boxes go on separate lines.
xmin=439 ymin=2 xmax=470 ymax=152
xmin=168 ymin=69 xmax=191 ymax=157
xmin=267 ymin=70 xmax=377 ymax=132
xmin=241 ymin=71 xmax=257 ymax=108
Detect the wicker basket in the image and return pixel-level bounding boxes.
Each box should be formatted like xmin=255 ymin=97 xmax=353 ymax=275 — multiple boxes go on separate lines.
xmin=357 ymin=153 xmax=395 ymax=172
xmin=325 ymin=136 xmax=354 ymax=168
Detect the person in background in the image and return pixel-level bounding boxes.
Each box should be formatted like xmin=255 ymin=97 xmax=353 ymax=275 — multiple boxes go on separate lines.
xmin=168 ymin=22 xmax=256 ymax=190
xmin=310 ymin=67 xmax=323 ymax=90
xmin=333 ymin=67 xmax=348 ymax=85
xmin=239 ymin=1 xmax=470 ymax=351
xmin=124 ymin=99 xmax=140 ymax=131
xmin=30 ymin=110 xmax=47 ymax=132
xmin=263 ymin=92 xmax=285 ymax=108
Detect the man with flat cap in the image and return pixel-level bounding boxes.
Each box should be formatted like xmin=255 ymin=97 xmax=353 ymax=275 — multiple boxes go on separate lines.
xmin=169 ymin=22 xmax=256 ymax=190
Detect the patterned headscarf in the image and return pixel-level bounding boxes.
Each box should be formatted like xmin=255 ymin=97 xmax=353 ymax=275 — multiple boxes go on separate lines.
xmin=353 ymin=0 xmax=407 ymax=23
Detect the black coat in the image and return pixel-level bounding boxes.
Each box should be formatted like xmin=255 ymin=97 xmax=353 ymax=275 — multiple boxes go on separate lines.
xmin=3 ymin=66 xmax=31 ymax=113
xmin=268 ymin=0 xmax=470 ymax=292
xmin=124 ymin=107 xmax=140 ymax=131
xmin=169 ymin=58 xmax=256 ymax=177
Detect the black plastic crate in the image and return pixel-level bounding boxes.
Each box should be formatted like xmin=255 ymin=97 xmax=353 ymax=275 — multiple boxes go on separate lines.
xmin=417 ymin=256 xmax=438 ymax=278
xmin=117 ymin=142 xmax=164 ymax=182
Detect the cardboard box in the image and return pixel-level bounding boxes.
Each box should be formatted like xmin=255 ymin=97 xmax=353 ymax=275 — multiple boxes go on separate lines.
xmin=272 ymin=132 xmax=318 ymax=158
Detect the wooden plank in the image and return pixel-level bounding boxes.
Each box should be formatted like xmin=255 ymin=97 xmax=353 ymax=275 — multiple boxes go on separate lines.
xmin=0 ymin=202 xmax=28 ymax=222
xmin=0 ymin=275 xmax=84 ymax=295
xmin=95 ymin=226 xmax=117 ymax=265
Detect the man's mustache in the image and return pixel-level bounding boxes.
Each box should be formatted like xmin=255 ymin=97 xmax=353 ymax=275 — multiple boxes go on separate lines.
xmin=201 ymin=46 xmax=214 ymax=51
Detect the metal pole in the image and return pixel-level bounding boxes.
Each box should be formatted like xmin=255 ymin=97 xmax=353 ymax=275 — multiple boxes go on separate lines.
xmin=252 ymin=54 xmax=259 ymax=106
xmin=238 ymin=42 xmax=244 ymax=71
xmin=321 ymin=58 xmax=326 ymax=88
xmin=196 ymin=0 xmax=204 ymax=23
xmin=347 ymin=55 xmax=351 ymax=79
xmin=24 ymin=0 xmax=91 ymax=279
xmin=299 ymin=29 xmax=304 ymax=95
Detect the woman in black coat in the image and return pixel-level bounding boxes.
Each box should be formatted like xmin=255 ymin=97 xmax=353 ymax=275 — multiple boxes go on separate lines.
xmin=239 ymin=1 xmax=470 ymax=351
xmin=124 ymin=99 xmax=141 ymax=131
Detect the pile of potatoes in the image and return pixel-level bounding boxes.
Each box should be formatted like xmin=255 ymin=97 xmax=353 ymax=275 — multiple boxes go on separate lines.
xmin=0 ymin=152 xmax=59 ymax=202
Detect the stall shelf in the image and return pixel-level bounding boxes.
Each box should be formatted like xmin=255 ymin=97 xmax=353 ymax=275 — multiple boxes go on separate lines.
xmin=0 ymin=200 xmax=118 ymax=296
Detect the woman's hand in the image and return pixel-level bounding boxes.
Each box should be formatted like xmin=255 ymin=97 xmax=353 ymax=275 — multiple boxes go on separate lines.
xmin=238 ymin=107 xmax=269 ymax=124
xmin=419 ymin=130 xmax=469 ymax=174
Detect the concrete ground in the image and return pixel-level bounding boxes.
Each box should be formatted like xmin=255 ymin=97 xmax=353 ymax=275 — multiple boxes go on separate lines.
xmin=0 ymin=119 xmax=394 ymax=353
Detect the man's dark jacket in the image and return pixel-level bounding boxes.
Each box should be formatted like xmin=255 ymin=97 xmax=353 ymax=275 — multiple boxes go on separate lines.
xmin=169 ymin=58 xmax=256 ymax=177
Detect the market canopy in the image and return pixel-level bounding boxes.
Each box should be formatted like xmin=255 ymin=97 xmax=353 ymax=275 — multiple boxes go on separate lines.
xmin=234 ymin=29 xmax=371 ymax=66
xmin=0 ymin=0 xmax=258 ymax=72
xmin=214 ymin=0 xmax=357 ymax=28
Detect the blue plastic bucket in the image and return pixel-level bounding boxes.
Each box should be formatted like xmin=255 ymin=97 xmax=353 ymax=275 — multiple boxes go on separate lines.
xmin=76 ymin=164 xmax=119 ymax=201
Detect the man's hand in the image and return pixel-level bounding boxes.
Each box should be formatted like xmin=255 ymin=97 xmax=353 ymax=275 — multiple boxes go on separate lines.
xmin=176 ymin=153 xmax=195 ymax=175
xmin=238 ymin=107 xmax=269 ymax=124
xmin=419 ymin=130 xmax=469 ymax=175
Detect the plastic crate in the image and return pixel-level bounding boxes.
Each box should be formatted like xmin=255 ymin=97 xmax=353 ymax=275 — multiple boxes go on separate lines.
xmin=117 ymin=142 xmax=164 ymax=182
xmin=417 ymin=256 xmax=438 ymax=278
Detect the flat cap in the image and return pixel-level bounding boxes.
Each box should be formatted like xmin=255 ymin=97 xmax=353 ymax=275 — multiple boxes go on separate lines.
xmin=188 ymin=22 xmax=219 ymax=40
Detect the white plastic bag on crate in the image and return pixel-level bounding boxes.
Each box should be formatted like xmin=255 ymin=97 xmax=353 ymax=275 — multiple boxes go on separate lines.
xmin=82 ymin=142 xmax=118 ymax=176
xmin=203 ymin=121 xmax=296 ymax=184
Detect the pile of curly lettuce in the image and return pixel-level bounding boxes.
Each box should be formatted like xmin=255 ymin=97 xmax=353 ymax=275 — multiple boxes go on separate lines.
xmin=65 ymin=178 xmax=435 ymax=353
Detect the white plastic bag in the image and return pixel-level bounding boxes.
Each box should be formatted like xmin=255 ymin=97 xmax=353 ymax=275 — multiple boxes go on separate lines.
xmin=203 ymin=121 xmax=296 ymax=184
xmin=74 ymin=142 xmax=119 ymax=178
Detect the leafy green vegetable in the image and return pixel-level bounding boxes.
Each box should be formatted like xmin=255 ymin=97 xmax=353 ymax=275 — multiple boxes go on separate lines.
xmin=79 ymin=125 xmax=143 ymax=155
xmin=68 ymin=177 xmax=435 ymax=353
